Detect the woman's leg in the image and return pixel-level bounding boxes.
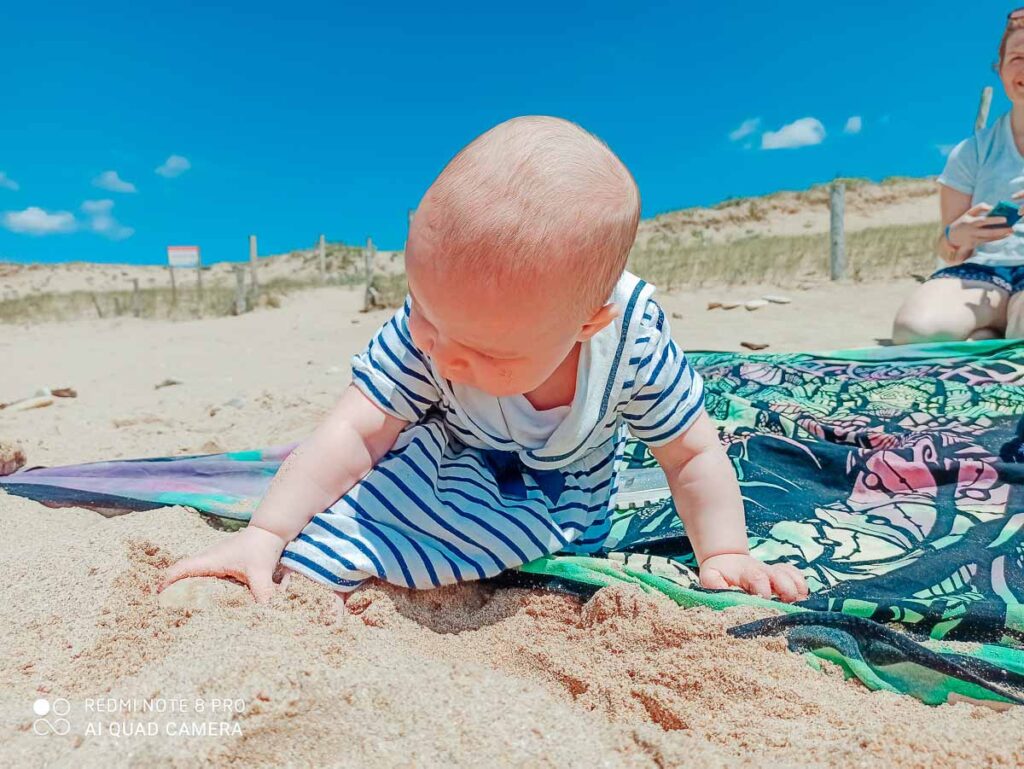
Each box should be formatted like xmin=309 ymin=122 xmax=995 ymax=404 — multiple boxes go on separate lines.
xmin=1006 ymin=292 xmax=1024 ymax=339
xmin=892 ymin=277 xmax=1009 ymax=345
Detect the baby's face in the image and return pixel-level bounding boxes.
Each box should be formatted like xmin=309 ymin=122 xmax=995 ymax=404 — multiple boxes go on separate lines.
xmin=405 ymin=250 xmax=583 ymax=398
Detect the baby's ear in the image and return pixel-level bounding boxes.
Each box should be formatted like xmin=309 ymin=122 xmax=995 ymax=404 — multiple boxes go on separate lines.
xmin=578 ymin=303 xmax=619 ymax=341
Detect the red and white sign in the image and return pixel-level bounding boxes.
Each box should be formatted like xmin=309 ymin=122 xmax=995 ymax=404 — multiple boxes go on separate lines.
xmin=167 ymin=246 xmax=200 ymax=269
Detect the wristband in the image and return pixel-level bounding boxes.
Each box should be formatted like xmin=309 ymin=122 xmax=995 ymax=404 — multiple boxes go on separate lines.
xmin=944 ymin=224 xmax=960 ymax=250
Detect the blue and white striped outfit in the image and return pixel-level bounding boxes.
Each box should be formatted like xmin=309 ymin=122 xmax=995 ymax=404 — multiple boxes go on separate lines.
xmin=281 ymin=271 xmax=705 ymax=592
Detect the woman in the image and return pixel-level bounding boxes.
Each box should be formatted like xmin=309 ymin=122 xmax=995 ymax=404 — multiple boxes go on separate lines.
xmin=893 ymin=9 xmax=1024 ymax=343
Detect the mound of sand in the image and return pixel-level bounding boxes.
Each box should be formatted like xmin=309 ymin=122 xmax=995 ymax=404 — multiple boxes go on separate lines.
xmin=2 ymin=496 xmax=1021 ymax=768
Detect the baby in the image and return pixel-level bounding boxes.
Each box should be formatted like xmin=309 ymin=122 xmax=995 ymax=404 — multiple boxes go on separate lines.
xmin=160 ymin=116 xmax=808 ymax=604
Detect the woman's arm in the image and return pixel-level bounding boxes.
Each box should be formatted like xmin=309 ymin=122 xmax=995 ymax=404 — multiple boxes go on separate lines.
xmin=936 ymin=184 xmax=1013 ymax=264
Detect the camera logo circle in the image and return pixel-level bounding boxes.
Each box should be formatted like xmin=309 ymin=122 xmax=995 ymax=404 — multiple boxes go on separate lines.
xmin=32 ymin=698 xmax=71 ymax=736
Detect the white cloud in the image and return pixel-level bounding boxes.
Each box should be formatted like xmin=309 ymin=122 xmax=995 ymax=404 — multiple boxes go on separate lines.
xmin=93 ymin=170 xmax=137 ymax=193
xmin=844 ymin=115 xmax=863 ymax=135
xmin=82 ymin=199 xmax=134 ymax=240
xmin=761 ymin=117 xmax=827 ymax=150
xmin=2 ymin=207 xmax=77 ymax=235
xmin=155 ymin=154 xmax=191 ymax=178
xmin=0 ymin=172 xmax=19 ymax=191
xmin=729 ymin=118 xmax=761 ymax=142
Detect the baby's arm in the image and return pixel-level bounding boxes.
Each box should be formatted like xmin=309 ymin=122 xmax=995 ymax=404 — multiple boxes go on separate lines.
xmin=649 ymin=410 xmax=808 ymax=603
xmin=159 ymin=385 xmax=407 ymax=601
xmin=250 ymin=385 xmax=407 ymax=543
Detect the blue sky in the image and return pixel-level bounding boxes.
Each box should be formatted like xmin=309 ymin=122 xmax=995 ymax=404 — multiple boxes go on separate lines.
xmin=0 ymin=0 xmax=1018 ymax=265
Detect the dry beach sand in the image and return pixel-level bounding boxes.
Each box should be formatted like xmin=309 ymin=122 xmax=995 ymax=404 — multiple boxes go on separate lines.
xmin=2 ymin=275 xmax=1024 ymax=769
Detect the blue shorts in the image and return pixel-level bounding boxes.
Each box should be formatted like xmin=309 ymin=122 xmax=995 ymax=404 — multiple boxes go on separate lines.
xmin=930 ymin=263 xmax=1024 ymax=294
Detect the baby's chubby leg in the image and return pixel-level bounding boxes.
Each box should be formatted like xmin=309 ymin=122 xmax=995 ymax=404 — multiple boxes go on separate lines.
xmin=0 ymin=441 xmax=26 ymax=476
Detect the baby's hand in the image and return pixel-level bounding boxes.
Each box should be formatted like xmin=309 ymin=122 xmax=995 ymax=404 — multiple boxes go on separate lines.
xmin=158 ymin=526 xmax=288 ymax=603
xmin=699 ymin=553 xmax=808 ymax=603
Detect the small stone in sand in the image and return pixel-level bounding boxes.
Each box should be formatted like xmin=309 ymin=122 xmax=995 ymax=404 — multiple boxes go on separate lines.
xmin=707 ymin=302 xmax=723 ymax=311
xmin=745 ymin=299 xmax=769 ymax=311
xmin=51 ymin=387 xmax=78 ymax=398
xmin=671 ymin=312 xmax=683 ymax=319
xmin=763 ymin=294 xmax=792 ymax=304
xmin=0 ymin=441 xmax=27 ymax=475
xmin=741 ymin=341 xmax=770 ymax=350
xmin=720 ymin=301 xmax=742 ymax=310
xmin=155 ymin=378 xmax=182 ymax=390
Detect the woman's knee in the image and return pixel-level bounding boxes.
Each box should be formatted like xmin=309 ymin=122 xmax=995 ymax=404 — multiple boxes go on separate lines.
xmin=892 ymin=304 xmax=968 ymax=344
xmin=1006 ymin=295 xmax=1024 ymax=339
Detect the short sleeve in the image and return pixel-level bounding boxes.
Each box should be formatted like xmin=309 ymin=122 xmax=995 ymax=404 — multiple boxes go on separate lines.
xmin=621 ymin=300 xmax=705 ymax=447
xmin=937 ymin=137 xmax=978 ymax=195
xmin=350 ymin=299 xmax=441 ymax=423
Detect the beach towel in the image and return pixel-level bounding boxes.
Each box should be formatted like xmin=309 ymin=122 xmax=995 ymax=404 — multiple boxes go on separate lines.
xmin=4 ymin=339 xmax=1024 ymax=706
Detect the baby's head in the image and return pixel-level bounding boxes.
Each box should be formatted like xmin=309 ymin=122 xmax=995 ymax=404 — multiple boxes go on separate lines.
xmin=406 ymin=115 xmax=640 ymax=397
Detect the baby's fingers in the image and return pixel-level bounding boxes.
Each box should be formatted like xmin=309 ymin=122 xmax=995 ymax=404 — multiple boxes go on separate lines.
xmin=767 ymin=569 xmax=801 ymax=603
xmin=699 ymin=566 xmax=731 ymax=591
xmin=776 ymin=563 xmax=809 ymax=600
xmin=246 ymin=567 xmax=277 ymax=604
xmin=159 ymin=553 xmax=237 ymax=592
xmin=739 ymin=568 xmax=772 ymax=599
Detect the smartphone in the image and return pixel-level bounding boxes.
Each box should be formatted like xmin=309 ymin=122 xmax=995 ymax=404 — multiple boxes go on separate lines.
xmin=984 ymin=200 xmax=1023 ymax=229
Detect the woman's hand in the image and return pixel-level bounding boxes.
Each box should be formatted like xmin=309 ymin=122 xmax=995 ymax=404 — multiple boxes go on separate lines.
xmin=699 ymin=552 xmax=809 ymax=603
xmin=945 ymin=203 xmax=1015 ymax=258
xmin=158 ymin=525 xmax=288 ymax=603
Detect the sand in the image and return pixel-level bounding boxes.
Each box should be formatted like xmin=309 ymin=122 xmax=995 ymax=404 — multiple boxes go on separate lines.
xmin=3 ymin=279 xmax=1024 ymax=768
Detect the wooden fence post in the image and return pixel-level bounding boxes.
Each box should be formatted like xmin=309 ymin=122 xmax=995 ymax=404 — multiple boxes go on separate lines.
xmin=976 ymin=86 xmax=993 ymax=132
xmin=195 ymin=252 xmax=203 ymax=315
xmin=131 ymin=279 xmax=141 ymax=318
xmin=169 ymin=266 xmax=177 ymax=307
xmin=233 ymin=265 xmax=247 ymax=315
xmin=363 ymin=236 xmax=378 ymax=311
xmin=830 ymin=180 xmax=846 ymax=281
xmin=318 ymin=234 xmax=327 ymax=283
xmin=249 ymin=235 xmax=259 ymax=304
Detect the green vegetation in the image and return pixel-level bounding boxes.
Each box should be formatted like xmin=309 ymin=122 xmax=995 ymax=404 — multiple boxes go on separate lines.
xmin=0 ymin=277 xmax=347 ymax=324
xmin=628 ymin=221 xmax=938 ymax=289
xmin=0 ymin=220 xmax=941 ymax=323
xmin=369 ymin=272 xmax=408 ymax=309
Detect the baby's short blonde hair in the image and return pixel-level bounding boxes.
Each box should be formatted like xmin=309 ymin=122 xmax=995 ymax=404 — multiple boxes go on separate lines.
xmin=415 ymin=116 xmax=640 ymax=320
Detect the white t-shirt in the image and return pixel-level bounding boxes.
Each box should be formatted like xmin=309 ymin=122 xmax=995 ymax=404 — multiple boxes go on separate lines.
xmin=938 ymin=111 xmax=1024 ymax=266
xmin=452 ymin=386 xmax=571 ymax=450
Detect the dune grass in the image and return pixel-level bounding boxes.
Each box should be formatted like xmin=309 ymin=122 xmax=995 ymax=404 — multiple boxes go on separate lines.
xmin=628 ymin=221 xmax=938 ymax=289
xmin=0 ymin=277 xmax=341 ymax=324
xmin=0 ymin=221 xmax=939 ymax=323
